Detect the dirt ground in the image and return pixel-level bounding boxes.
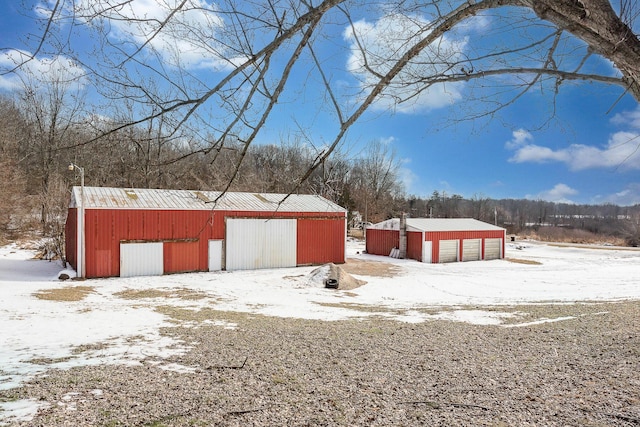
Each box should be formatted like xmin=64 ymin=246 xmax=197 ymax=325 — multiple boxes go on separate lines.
xmin=5 ymin=300 xmax=640 ymax=426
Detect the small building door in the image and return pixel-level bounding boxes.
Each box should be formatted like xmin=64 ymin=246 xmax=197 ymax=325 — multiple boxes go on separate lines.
xmin=422 ymin=240 xmax=432 ymax=263
xmin=208 ymin=240 xmax=223 ymax=271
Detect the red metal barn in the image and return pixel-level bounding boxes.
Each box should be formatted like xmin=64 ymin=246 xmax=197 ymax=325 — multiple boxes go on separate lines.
xmin=65 ymin=187 xmax=347 ymax=278
xmin=366 ymin=218 xmax=506 ymax=263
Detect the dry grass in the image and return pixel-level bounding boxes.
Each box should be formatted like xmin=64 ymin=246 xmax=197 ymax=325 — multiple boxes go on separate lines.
xmin=342 ymin=258 xmax=403 ymax=278
xmin=26 ymin=356 xmax=73 ymax=365
xmin=547 ymin=242 xmax=640 ymax=251
xmin=519 ymin=227 xmax=627 ymax=246
xmin=348 ymin=229 xmax=365 ymax=239
xmin=114 ymin=288 xmax=208 ymax=301
xmin=505 ymin=257 xmax=542 ymax=265
xmin=155 ymin=306 xmax=245 ymax=324
xmin=314 ymin=301 xmax=401 ymax=314
xmin=33 ymin=286 xmax=95 ymax=302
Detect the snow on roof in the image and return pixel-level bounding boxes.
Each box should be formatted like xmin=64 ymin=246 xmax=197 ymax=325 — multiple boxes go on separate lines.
xmin=369 ymin=218 xmax=505 ymax=232
xmin=69 ymin=186 xmax=346 ymax=213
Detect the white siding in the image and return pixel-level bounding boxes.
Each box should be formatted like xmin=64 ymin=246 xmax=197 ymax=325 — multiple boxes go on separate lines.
xmin=484 ymin=238 xmax=502 ymax=260
xmin=225 ymin=218 xmax=297 ymax=270
xmin=120 ymin=242 xmax=163 ymax=277
xmin=208 ymin=240 xmax=223 ymax=271
xmin=439 ymin=240 xmax=458 ymax=263
xmin=462 ymin=239 xmax=482 ymax=261
xmin=422 ymin=240 xmax=432 ymax=263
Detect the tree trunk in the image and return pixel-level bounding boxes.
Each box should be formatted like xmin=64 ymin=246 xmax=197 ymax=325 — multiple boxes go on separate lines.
xmin=527 ymin=0 xmax=640 ymax=101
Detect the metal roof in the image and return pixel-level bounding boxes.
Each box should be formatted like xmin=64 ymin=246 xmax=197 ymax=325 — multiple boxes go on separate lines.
xmin=69 ymin=186 xmax=346 ymax=213
xmin=369 ymin=218 xmax=505 ymax=232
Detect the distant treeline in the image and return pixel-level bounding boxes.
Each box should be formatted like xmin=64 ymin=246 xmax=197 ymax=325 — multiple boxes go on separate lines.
xmin=397 ymin=193 xmax=640 ymax=246
xmin=1 ymin=95 xmax=638 ymax=249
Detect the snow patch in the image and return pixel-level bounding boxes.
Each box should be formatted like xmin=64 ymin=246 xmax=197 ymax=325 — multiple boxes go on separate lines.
xmin=1 ymin=240 xmax=639 ymax=424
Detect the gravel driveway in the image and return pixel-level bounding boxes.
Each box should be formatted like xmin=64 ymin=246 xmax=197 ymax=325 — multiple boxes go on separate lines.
xmin=5 ymin=300 xmax=640 ymax=426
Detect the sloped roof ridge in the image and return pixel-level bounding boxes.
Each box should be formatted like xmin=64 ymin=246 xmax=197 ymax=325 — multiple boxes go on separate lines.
xmin=69 ymin=186 xmax=345 ymax=213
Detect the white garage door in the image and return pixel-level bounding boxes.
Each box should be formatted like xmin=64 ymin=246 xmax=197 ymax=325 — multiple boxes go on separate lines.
xmin=484 ymin=238 xmax=502 ymax=260
xmin=438 ymin=239 xmax=458 ymax=263
xmin=120 ymin=242 xmax=163 ymax=277
xmin=225 ymin=218 xmax=297 ymax=270
xmin=462 ymin=239 xmax=482 ymax=262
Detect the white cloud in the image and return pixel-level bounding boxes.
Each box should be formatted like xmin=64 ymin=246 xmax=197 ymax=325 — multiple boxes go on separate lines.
xmin=526 ymin=183 xmax=578 ymax=204
xmin=0 ymin=50 xmax=87 ymax=91
xmin=506 ymin=129 xmax=640 ymax=171
xmin=344 ymin=13 xmax=466 ymax=113
xmin=51 ymin=0 xmax=244 ymax=71
xmin=611 ymin=106 xmax=640 ymax=129
xmin=380 ymin=136 xmax=396 ymax=145
xmin=509 ymin=144 xmax=570 ymax=164
xmin=592 ymin=183 xmax=640 ymax=206
xmin=399 ymin=164 xmax=418 ymax=194
xmin=456 ymin=13 xmax=491 ymax=33
xmin=505 ymin=128 xmax=534 ymax=150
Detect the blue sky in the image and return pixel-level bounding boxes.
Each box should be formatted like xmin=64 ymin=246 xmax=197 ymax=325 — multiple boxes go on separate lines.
xmin=1 ymin=0 xmax=639 ymax=206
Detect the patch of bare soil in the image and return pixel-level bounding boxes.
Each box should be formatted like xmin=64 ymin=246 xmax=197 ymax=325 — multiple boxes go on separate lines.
xmin=33 ymin=286 xmax=95 ymax=302
xmin=342 ymin=258 xmax=403 ymax=278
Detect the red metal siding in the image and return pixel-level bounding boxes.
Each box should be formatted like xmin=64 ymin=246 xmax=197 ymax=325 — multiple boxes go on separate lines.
xmin=366 ymin=229 xmax=399 ymax=256
xmin=65 ymin=208 xmax=77 ymax=270
xmin=216 ymin=211 xmax=345 ymax=266
xmin=145 ymin=211 xmax=161 ymax=240
xmin=76 ymin=208 xmax=344 ymax=278
xmin=297 ymin=218 xmax=346 ymax=265
xmin=363 ymin=228 xmax=505 ymax=263
xmin=164 ymin=241 xmax=200 ymax=274
xmin=406 ymin=231 xmax=423 ymax=261
xmin=425 ymin=230 xmax=506 ymax=263
xmin=82 ymin=209 xmax=216 ymax=278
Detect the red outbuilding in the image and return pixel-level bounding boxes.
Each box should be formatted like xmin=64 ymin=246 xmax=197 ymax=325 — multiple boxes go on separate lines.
xmin=366 ymin=218 xmax=506 ymax=263
xmin=65 ymin=186 xmax=346 ymax=278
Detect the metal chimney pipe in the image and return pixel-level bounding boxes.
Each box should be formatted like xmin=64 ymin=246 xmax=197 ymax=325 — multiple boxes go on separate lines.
xmin=399 ymin=212 xmax=407 ymax=259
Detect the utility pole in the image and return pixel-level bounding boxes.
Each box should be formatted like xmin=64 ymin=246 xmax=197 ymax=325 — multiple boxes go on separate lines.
xmin=68 ymin=163 xmax=85 ymax=278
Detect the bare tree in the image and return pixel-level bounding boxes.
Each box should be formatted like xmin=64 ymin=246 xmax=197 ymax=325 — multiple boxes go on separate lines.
xmin=348 ymin=139 xmax=404 ymax=222
xmin=1 ymin=0 xmax=639 ymax=196
xmin=467 ymin=194 xmax=494 ymax=222
xmin=11 ymin=59 xmax=85 ymax=231
xmin=0 ymin=97 xmax=28 ymax=240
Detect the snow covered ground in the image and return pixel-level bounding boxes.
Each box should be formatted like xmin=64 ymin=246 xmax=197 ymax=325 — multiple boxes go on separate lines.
xmin=1 ymin=239 xmax=639 ymax=423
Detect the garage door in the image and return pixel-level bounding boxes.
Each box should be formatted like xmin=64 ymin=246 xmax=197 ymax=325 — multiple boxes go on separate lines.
xmin=462 ymin=239 xmax=481 ymax=261
xmin=120 ymin=242 xmax=163 ymax=277
xmin=484 ymin=238 xmax=502 ymax=260
xmin=438 ymin=239 xmax=458 ymax=263
xmin=225 ymin=218 xmax=297 ymax=270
